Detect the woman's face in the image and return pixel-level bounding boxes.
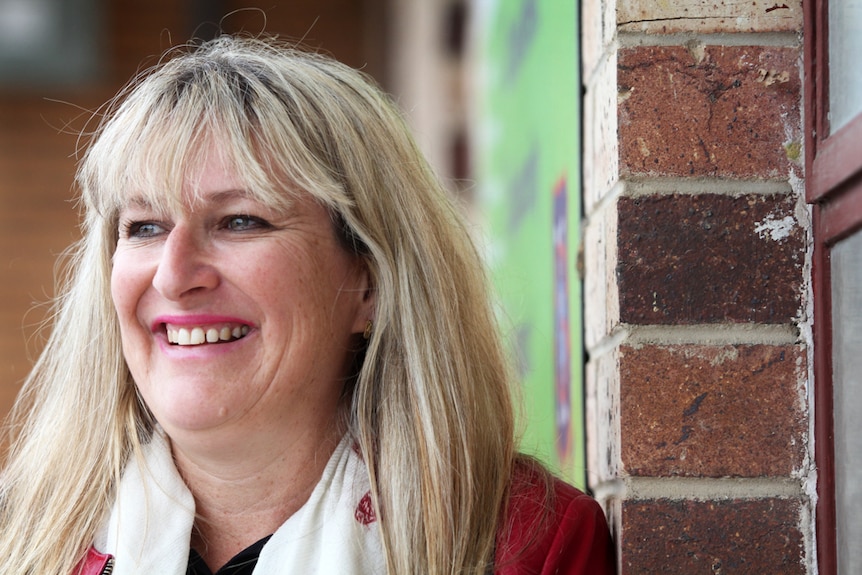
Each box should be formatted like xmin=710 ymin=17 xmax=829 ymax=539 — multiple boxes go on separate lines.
xmin=110 ymin=150 xmax=372 ymax=444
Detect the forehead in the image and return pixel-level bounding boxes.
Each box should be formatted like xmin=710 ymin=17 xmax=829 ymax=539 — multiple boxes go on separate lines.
xmin=181 ymin=147 xmax=246 ymax=204
xmin=112 ymin=140 xmax=298 ymax=216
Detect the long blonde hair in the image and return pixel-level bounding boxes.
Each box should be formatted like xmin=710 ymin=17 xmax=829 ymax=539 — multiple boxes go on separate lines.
xmin=0 ymin=36 xmax=516 ymax=574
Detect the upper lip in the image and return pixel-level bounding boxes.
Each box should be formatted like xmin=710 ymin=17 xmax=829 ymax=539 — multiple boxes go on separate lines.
xmin=151 ymin=314 xmax=254 ymax=332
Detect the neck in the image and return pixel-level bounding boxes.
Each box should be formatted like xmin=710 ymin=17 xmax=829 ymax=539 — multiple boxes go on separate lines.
xmin=170 ymin=423 xmax=344 ymax=572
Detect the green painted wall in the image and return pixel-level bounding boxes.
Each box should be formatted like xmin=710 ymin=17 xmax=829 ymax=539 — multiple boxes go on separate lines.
xmin=473 ymin=0 xmax=584 ymax=486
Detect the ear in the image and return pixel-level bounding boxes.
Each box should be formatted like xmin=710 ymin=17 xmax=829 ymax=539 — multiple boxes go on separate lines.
xmin=350 ymin=258 xmax=376 ymax=335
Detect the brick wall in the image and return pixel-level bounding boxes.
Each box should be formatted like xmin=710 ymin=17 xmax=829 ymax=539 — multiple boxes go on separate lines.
xmin=0 ymin=1 xmax=380 ymax=425
xmin=581 ymin=1 xmax=814 ymax=572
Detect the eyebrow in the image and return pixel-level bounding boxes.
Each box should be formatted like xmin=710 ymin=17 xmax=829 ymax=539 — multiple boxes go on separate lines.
xmin=119 ymin=189 xmax=257 ymax=212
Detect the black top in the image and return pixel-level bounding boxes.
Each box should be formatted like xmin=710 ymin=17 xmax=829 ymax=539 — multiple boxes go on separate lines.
xmin=187 ymin=535 xmax=272 ymax=575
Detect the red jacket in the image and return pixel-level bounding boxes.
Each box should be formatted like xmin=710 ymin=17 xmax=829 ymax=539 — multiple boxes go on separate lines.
xmin=76 ymin=465 xmax=615 ymax=574
xmin=74 ymin=548 xmax=113 ymax=575
xmin=495 ymin=463 xmax=616 ymax=574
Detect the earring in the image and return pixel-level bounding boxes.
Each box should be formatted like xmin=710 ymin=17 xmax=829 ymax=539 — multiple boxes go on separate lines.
xmin=363 ymin=320 xmax=373 ymax=340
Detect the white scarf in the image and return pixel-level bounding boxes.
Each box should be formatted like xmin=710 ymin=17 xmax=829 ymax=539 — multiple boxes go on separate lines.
xmin=96 ymin=431 xmax=386 ymax=574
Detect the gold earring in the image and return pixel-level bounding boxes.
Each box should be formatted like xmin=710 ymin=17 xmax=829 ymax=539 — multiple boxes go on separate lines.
xmin=363 ymin=320 xmax=373 ymax=340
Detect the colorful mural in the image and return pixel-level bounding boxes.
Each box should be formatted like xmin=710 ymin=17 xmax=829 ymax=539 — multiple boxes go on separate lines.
xmin=473 ymin=0 xmax=583 ymax=485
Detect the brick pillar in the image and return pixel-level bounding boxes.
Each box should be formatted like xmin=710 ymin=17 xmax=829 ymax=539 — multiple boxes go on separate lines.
xmin=581 ymin=1 xmax=815 ymax=573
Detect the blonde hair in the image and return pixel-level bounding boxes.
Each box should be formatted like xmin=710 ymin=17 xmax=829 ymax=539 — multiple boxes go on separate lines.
xmin=0 ymin=36 xmax=516 ymax=574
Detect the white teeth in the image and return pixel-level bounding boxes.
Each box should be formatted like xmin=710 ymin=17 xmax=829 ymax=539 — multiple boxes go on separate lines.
xmin=167 ymin=324 xmax=250 ymax=346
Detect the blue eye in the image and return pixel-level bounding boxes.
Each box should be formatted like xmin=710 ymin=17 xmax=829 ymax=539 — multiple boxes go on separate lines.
xmin=225 ymin=215 xmax=268 ymax=231
xmin=123 ymin=221 xmax=165 ymax=238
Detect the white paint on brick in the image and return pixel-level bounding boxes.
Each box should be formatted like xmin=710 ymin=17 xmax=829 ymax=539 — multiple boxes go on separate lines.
xmin=754 ymin=214 xmax=796 ymax=241
xmin=584 ymin=198 xmax=621 ymax=350
xmin=583 ymin=50 xmax=620 ymax=214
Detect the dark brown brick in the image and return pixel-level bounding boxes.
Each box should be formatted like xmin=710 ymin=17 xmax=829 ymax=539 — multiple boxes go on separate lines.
xmin=621 ymin=498 xmax=805 ymax=575
xmin=617 ymin=193 xmax=804 ymax=324
xmin=619 ymin=46 xmax=801 ymax=178
xmin=620 ymin=344 xmax=806 ymax=477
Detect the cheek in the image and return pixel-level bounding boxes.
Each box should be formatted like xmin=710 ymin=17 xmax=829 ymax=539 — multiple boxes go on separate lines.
xmin=110 ymin=252 xmax=147 ymax=322
xmin=110 ymin=256 xmax=154 ymax=379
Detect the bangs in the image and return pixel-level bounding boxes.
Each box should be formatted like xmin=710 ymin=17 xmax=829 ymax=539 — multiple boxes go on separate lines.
xmin=77 ymin=42 xmax=350 ymax=222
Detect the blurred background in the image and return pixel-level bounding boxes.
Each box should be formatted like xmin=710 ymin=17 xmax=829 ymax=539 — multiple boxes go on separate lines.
xmin=0 ymin=0 xmax=582 ymax=483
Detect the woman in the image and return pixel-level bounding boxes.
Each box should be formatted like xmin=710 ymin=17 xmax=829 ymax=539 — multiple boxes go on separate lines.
xmin=0 ymin=36 xmax=614 ymax=574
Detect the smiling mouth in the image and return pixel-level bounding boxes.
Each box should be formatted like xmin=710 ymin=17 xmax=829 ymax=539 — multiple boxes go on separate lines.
xmin=165 ymin=324 xmax=250 ymax=346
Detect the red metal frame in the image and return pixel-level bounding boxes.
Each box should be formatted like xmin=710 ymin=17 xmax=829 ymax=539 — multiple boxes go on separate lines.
xmin=810 ymin=114 xmax=862 ymax=203
xmin=803 ymin=0 xmax=826 ymax=195
xmin=811 ymin=206 xmax=837 ymax=575
xmin=805 ymin=0 xmax=862 ymax=573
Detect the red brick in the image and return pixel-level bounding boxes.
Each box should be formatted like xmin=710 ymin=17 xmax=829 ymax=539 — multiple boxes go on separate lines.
xmin=619 ymin=46 xmax=801 ymax=178
xmin=620 ymin=344 xmax=806 ymax=477
xmin=621 ymin=498 xmax=805 ymax=574
xmin=617 ymin=193 xmax=804 ymax=324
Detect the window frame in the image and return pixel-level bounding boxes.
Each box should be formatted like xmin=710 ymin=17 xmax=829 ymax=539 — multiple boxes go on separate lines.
xmin=805 ymin=1 xmax=862 ymax=573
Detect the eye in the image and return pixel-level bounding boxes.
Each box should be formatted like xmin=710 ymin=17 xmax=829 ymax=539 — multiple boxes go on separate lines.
xmin=223 ymin=215 xmax=270 ymax=231
xmin=122 ymin=221 xmax=166 ymax=239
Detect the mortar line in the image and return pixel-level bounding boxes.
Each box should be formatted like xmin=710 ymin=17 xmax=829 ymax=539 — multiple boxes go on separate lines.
xmin=623 ymin=178 xmax=795 ymax=197
xmin=626 ymin=324 xmax=802 ymax=346
xmin=583 ymin=178 xmax=625 ymax=222
xmin=587 ymin=326 xmax=631 ymax=359
xmin=619 ymin=31 xmax=801 ymax=49
xmin=586 ymin=324 xmax=802 ymax=357
xmin=624 ymin=476 xmax=805 ymax=500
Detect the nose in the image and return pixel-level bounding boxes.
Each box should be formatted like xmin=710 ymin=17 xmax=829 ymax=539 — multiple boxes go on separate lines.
xmin=151 ymin=224 xmax=220 ymax=300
